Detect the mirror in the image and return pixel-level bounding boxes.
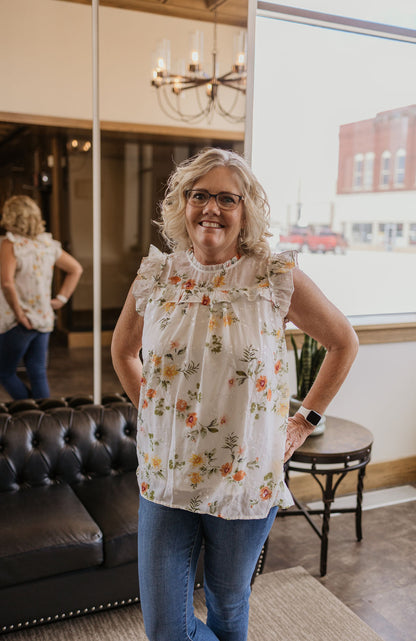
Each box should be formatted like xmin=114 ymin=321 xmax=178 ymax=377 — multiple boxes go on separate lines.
xmin=0 ymin=0 xmax=248 ymax=403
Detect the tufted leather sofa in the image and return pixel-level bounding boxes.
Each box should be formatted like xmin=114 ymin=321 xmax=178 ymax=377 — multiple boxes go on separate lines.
xmin=0 ymin=400 xmax=146 ymax=633
xmin=0 ymin=398 xmax=267 ymax=634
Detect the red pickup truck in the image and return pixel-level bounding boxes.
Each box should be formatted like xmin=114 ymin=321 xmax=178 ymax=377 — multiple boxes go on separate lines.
xmin=278 ymin=227 xmax=347 ymax=254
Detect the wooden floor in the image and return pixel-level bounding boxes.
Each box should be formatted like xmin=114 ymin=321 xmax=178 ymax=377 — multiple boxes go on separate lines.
xmin=0 ymin=343 xmax=124 ymax=404
xmin=1 ymin=342 xmax=415 ymax=641
xmin=266 ymin=500 xmax=416 ymax=641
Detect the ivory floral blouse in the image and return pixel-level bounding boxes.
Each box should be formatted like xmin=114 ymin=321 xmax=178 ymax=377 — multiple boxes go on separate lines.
xmin=0 ymin=232 xmax=62 ymax=334
xmin=133 ymin=245 xmax=297 ymax=520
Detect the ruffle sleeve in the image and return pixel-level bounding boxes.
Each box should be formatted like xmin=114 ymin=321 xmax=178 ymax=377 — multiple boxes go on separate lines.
xmin=6 ymin=231 xmax=62 ymax=261
xmin=267 ymin=250 xmax=298 ymax=319
xmin=132 ymin=245 xmax=168 ymax=315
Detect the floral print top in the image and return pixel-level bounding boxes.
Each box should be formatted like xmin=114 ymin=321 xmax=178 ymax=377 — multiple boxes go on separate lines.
xmin=132 ymin=245 xmax=297 ymax=520
xmin=0 ymin=232 xmax=62 ymax=334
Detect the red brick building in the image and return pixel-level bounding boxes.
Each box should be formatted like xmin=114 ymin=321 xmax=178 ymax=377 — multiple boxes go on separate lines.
xmin=337 ymin=104 xmax=416 ymax=194
xmin=335 ymin=105 xmax=416 ymax=248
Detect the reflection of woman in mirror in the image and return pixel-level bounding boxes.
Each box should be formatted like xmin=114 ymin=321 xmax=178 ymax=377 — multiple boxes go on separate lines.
xmin=0 ymin=195 xmax=83 ymax=400
xmin=112 ymin=148 xmax=358 ymax=640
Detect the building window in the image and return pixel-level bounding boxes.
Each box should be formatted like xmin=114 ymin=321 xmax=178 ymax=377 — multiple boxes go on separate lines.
xmin=395 ymin=149 xmax=406 ymax=186
xmin=353 ymin=153 xmax=364 ymax=188
xmin=363 ymin=152 xmax=374 ymax=189
xmin=352 ymin=223 xmax=372 ymax=244
xmin=380 ymin=151 xmax=391 ymax=187
xmin=378 ymin=223 xmax=404 ymax=250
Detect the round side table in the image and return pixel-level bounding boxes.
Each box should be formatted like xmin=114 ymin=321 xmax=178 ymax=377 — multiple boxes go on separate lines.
xmin=280 ymin=416 xmax=373 ymax=576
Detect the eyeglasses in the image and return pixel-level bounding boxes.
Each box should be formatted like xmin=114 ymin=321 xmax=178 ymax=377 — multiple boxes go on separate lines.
xmin=185 ymin=189 xmax=243 ymax=211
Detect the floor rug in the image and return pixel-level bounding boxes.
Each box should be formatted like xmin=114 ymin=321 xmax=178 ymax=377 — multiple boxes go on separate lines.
xmin=2 ymin=566 xmax=382 ymax=641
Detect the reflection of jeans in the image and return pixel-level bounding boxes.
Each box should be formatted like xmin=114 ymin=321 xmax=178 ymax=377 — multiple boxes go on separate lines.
xmin=138 ymin=497 xmax=278 ymax=641
xmin=0 ymin=325 xmax=50 ymax=399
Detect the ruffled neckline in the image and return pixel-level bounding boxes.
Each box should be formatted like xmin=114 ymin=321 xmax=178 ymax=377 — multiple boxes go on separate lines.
xmin=186 ymin=250 xmax=242 ymax=272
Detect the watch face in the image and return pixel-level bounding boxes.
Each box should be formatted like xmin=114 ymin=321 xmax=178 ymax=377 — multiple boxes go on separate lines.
xmin=307 ymin=410 xmax=322 ymax=426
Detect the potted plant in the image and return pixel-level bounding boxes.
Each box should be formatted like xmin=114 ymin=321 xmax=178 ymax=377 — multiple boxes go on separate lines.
xmin=290 ymin=333 xmax=327 ymax=435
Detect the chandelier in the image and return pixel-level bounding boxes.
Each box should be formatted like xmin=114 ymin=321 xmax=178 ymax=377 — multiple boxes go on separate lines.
xmin=151 ymin=21 xmax=247 ymax=124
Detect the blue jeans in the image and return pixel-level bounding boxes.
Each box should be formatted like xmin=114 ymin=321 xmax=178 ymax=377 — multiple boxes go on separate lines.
xmin=138 ymin=497 xmax=278 ymax=641
xmin=0 ymin=325 xmax=51 ymax=399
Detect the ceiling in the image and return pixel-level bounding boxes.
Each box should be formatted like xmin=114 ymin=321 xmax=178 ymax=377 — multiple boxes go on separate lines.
xmin=56 ymin=0 xmax=248 ymax=26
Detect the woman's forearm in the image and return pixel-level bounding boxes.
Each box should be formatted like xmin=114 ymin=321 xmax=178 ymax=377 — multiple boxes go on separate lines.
xmin=111 ymin=283 xmax=144 ymax=408
xmin=112 ymin=354 xmax=143 ymax=408
xmin=287 ymin=267 xmax=359 ymax=414
xmin=301 ymin=329 xmax=358 ymax=415
xmin=1 ymin=282 xmax=31 ymax=327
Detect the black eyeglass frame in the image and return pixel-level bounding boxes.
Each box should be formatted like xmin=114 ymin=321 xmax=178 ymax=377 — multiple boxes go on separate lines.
xmin=185 ymin=189 xmax=244 ymax=210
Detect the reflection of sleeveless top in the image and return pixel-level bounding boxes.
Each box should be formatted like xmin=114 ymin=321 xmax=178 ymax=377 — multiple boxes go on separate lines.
xmin=0 ymin=232 xmax=62 ymax=333
xmin=132 ymin=245 xmax=297 ymax=520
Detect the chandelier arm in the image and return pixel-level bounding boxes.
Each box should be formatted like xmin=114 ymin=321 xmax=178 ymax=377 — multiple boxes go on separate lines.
xmin=158 ymin=76 xmax=213 ymax=90
xmin=157 ymin=85 xmax=212 ymax=123
xmin=218 ymin=88 xmax=241 ymax=113
xmin=195 ymin=85 xmax=215 ymax=118
xmin=217 ymin=82 xmax=246 ymax=94
xmin=214 ymin=88 xmax=245 ymax=123
xmin=217 ymin=71 xmax=243 ymax=81
xmin=175 ymin=80 xmax=213 ymax=93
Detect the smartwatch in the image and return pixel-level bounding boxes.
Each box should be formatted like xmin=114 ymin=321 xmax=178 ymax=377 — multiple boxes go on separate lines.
xmin=297 ymin=405 xmax=322 ymax=426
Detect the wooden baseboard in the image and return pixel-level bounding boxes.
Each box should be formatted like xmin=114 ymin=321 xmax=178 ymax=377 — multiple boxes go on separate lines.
xmin=289 ymin=456 xmax=416 ymax=502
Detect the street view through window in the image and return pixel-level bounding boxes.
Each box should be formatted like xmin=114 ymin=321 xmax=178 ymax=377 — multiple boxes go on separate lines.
xmin=252 ymin=10 xmax=416 ymax=317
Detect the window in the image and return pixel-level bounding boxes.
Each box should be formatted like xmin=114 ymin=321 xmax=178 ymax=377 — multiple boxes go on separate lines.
xmin=251 ymin=5 xmax=416 ymax=317
xmin=378 ymin=223 xmax=404 ymax=249
xmin=363 ymin=152 xmax=374 ymax=189
xmin=353 ymin=154 xmax=364 ymax=188
xmin=395 ymin=149 xmax=406 ymax=186
xmin=352 ymin=223 xmax=372 ymax=244
xmin=380 ymin=151 xmax=391 ymax=187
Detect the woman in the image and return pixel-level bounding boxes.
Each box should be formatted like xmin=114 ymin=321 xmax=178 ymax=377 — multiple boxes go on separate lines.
xmin=0 ymin=195 xmax=83 ymax=400
xmin=111 ymin=148 xmax=358 ymax=641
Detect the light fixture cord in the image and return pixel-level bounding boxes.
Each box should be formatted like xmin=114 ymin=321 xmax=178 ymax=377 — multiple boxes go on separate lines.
xmin=212 ymin=12 xmax=218 ymax=80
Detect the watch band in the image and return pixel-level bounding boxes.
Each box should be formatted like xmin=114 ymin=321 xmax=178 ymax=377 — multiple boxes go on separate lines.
xmin=297 ymin=405 xmax=322 ymax=426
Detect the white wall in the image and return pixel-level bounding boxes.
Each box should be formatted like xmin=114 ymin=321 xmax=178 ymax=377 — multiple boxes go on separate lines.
xmin=0 ymin=0 xmax=244 ymax=132
xmin=288 ymin=341 xmax=416 ymax=462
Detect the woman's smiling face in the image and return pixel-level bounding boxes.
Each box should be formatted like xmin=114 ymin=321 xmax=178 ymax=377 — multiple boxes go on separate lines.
xmin=185 ymin=166 xmax=245 ymax=265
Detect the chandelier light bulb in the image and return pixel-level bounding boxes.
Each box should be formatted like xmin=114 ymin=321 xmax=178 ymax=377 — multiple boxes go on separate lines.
xmin=172 ymin=77 xmax=183 ymax=95
xmin=233 ymin=30 xmax=247 ymax=72
xmin=154 ymin=39 xmax=171 ymax=74
xmin=188 ymin=30 xmax=203 ymax=72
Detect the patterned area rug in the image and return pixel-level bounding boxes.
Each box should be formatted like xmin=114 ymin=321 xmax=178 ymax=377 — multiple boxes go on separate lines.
xmin=2 ymin=566 xmax=382 ymax=641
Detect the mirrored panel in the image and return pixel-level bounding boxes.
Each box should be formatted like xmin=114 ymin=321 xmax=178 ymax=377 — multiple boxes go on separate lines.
xmin=0 ymin=0 xmax=248 ymax=402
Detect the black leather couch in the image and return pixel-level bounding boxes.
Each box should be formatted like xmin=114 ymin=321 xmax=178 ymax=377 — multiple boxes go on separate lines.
xmin=0 ymin=398 xmax=267 ymax=634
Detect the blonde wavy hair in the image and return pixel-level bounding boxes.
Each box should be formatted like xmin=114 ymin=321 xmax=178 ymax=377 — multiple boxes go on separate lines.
xmin=159 ymin=148 xmax=271 ymax=259
xmin=1 ymin=195 xmax=45 ymax=238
